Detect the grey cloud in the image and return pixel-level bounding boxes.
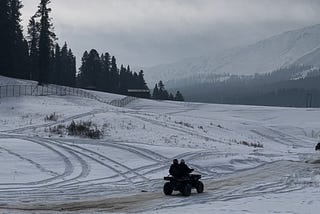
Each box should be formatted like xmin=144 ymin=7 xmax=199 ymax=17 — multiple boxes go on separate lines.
xmin=21 ymin=0 xmax=320 ymax=67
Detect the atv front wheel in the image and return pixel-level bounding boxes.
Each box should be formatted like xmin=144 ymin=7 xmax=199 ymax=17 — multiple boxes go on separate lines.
xmin=196 ymin=181 xmax=204 ymax=193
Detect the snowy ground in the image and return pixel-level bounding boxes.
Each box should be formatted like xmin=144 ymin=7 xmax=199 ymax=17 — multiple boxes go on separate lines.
xmin=0 ymin=89 xmax=320 ymax=213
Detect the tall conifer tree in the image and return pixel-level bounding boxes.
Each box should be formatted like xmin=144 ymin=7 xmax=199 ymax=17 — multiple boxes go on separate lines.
xmin=37 ymin=0 xmax=56 ymax=84
xmin=0 ymin=0 xmax=11 ymax=76
xmin=101 ymin=52 xmax=111 ymax=91
xmin=110 ymin=56 xmax=119 ymax=92
xmin=0 ymin=0 xmax=27 ymax=78
xmin=9 ymin=0 xmax=28 ymax=78
xmin=27 ymin=16 xmax=40 ymax=80
xmin=175 ymin=91 xmax=184 ymax=101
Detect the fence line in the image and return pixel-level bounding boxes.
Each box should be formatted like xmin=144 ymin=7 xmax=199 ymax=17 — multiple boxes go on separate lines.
xmin=0 ymin=84 xmax=137 ymax=107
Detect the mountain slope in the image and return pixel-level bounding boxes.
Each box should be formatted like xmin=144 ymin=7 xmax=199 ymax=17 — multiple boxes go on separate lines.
xmin=144 ymin=24 xmax=320 ymax=86
xmin=293 ymin=46 xmax=320 ymax=68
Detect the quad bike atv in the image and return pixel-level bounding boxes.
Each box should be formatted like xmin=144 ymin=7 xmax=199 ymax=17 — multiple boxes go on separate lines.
xmin=163 ymin=174 xmax=204 ymax=196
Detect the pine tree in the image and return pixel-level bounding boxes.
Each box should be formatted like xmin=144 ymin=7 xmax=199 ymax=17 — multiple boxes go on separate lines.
xmin=169 ymin=93 xmax=174 ymax=100
xmin=0 ymin=0 xmax=11 ymax=76
xmin=78 ymin=49 xmax=101 ymax=89
xmin=27 ymin=15 xmax=40 ymax=80
xmin=78 ymin=51 xmax=89 ymax=87
xmin=67 ymin=48 xmax=76 ymax=87
xmin=101 ymin=52 xmax=111 ymax=91
xmin=9 ymin=0 xmax=29 ymax=78
xmin=175 ymin=91 xmax=184 ymax=101
xmin=60 ymin=42 xmax=68 ymax=86
xmin=138 ymin=70 xmax=150 ymax=98
xmin=110 ymin=56 xmax=119 ymax=92
xmin=133 ymin=72 xmax=139 ymax=90
xmin=0 ymin=0 xmax=28 ymax=78
xmin=0 ymin=0 xmax=10 ymax=73
xmin=119 ymin=64 xmax=127 ymax=94
xmin=37 ymin=0 xmax=56 ymax=84
xmin=157 ymin=80 xmax=169 ymax=100
xmin=152 ymin=84 xmax=159 ymax=99
xmin=52 ymin=43 xmax=61 ymax=84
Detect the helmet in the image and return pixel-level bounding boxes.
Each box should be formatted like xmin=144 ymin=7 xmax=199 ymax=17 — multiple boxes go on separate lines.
xmin=173 ymin=159 xmax=178 ymax=164
xmin=180 ymin=159 xmax=185 ymax=163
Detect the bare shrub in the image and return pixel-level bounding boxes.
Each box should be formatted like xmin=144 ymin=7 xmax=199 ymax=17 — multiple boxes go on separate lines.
xmin=67 ymin=120 xmax=103 ymax=139
xmin=45 ymin=112 xmax=58 ymax=121
xmin=175 ymin=121 xmax=194 ymax=128
xmin=238 ymin=140 xmax=263 ymax=148
xmin=48 ymin=124 xmax=66 ymax=136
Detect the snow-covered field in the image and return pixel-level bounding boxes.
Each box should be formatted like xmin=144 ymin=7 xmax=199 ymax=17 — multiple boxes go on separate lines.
xmin=1 ymin=90 xmax=320 ymax=213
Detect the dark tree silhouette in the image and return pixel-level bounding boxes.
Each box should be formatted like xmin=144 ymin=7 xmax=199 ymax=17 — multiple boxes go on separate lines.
xmin=9 ymin=0 xmax=29 ymax=79
xmin=27 ymin=15 xmax=40 ymax=80
xmin=101 ymin=52 xmax=111 ymax=91
xmin=175 ymin=91 xmax=184 ymax=101
xmin=0 ymin=0 xmax=11 ymax=76
xmin=110 ymin=56 xmax=119 ymax=92
xmin=78 ymin=49 xmax=150 ymax=97
xmin=0 ymin=0 xmax=28 ymax=78
xmin=36 ymin=0 xmax=56 ymax=84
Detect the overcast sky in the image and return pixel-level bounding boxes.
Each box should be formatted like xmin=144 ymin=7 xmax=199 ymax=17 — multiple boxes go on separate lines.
xmin=21 ymin=0 xmax=320 ymax=68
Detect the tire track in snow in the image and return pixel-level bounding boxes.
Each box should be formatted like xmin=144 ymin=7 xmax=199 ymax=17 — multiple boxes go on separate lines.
xmin=0 ymin=135 xmax=74 ymax=188
xmin=54 ymin=138 xmax=180 ymax=181
xmin=32 ymin=138 xmax=91 ymax=188
xmin=0 ymin=146 xmax=60 ymax=177
xmin=0 ymin=135 xmax=133 ymax=200
xmin=55 ymin=140 xmax=150 ymax=183
xmin=3 ymin=161 xmax=315 ymax=213
xmin=57 ymin=138 xmax=168 ymax=163
xmin=0 ymin=133 xmax=235 ymax=208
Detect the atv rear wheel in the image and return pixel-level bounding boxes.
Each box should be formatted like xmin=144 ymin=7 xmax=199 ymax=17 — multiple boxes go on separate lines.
xmin=163 ymin=182 xmax=173 ymax=195
xmin=196 ymin=181 xmax=204 ymax=193
xmin=182 ymin=183 xmax=192 ymax=196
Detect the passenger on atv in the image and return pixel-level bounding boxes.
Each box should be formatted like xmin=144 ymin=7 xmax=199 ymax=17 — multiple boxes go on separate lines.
xmin=179 ymin=159 xmax=194 ymax=177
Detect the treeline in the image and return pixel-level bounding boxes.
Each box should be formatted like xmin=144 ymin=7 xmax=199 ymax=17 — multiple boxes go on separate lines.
xmin=0 ymin=0 xmax=29 ymax=79
xmin=152 ymin=80 xmax=184 ymax=101
xmin=0 ymin=0 xmax=76 ymax=86
xmin=77 ymin=49 xmax=150 ymax=98
xmin=180 ymin=65 xmax=320 ymax=107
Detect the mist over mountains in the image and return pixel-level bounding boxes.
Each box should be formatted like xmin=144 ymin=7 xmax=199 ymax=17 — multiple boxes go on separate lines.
xmin=143 ymin=24 xmax=320 ymax=85
xmin=142 ymin=24 xmax=320 ymax=107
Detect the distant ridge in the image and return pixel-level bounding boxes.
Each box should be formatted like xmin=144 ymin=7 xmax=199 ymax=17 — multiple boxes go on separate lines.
xmin=143 ymin=24 xmax=320 ymax=87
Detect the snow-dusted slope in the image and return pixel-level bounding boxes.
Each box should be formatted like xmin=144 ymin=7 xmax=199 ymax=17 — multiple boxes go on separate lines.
xmin=0 ymin=75 xmax=36 ymax=86
xmin=144 ymin=24 xmax=320 ymax=85
xmin=1 ymin=89 xmax=320 ymax=213
xmin=293 ymin=46 xmax=320 ymax=68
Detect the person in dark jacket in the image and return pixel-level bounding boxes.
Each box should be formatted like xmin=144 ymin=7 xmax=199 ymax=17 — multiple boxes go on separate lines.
xmin=179 ymin=159 xmax=193 ymax=177
xmin=169 ymin=159 xmax=181 ymax=178
xmin=316 ymin=142 xmax=320 ymax=151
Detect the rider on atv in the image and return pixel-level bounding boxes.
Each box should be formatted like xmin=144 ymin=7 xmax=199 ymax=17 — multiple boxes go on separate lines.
xmin=179 ymin=159 xmax=194 ymax=177
xmin=169 ymin=159 xmax=181 ymax=177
